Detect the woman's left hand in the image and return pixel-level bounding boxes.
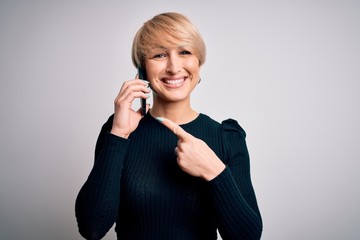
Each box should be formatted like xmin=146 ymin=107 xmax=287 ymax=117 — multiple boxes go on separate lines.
xmin=157 ymin=117 xmax=225 ymax=181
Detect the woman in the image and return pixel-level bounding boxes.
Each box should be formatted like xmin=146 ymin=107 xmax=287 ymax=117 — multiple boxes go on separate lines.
xmin=75 ymin=12 xmax=262 ymax=240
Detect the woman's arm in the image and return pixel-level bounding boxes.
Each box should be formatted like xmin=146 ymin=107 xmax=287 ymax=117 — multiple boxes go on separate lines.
xmin=75 ymin=116 xmax=128 ymax=240
xmin=156 ymin=116 xmax=262 ymax=239
xmin=75 ymin=78 xmax=149 ymax=239
xmin=207 ymin=119 xmax=262 ymax=240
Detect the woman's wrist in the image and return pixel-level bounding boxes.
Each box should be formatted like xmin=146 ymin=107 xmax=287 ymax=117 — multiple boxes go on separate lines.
xmin=110 ymin=127 xmax=129 ymax=139
xmin=203 ymin=161 xmax=226 ymax=181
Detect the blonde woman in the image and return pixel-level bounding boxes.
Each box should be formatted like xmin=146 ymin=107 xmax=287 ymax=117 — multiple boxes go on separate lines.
xmin=75 ymin=12 xmax=262 ymax=240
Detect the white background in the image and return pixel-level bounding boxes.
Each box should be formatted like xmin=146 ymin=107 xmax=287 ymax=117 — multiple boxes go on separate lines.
xmin=0 ymin=0 xmax=359 ymax=239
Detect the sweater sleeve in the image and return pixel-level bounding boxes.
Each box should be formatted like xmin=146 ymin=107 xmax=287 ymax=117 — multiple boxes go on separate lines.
xmin=207 ymin=119 xmax=263 ymax=240
xmin=75 ymin=115 xmax=129 ymax=240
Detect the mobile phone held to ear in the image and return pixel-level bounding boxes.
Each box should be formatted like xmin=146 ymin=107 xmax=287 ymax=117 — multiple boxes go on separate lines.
xmin=138 ymin=66 xmax=147 ymax=116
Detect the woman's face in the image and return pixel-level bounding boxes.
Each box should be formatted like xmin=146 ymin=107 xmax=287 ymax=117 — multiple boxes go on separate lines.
xmin=145 ymin=44 xmax=200 ymax=104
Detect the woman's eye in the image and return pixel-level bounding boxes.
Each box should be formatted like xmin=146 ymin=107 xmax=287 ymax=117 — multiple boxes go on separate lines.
xmin=152 ymin=53 xmax=167 ymax=59
xmin=180 ymin=50 xmax=191 ymax=55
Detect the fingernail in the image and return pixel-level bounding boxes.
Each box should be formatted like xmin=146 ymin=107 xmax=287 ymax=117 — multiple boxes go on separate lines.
xmin=142 ymin=80 xmax=150 ymax=88
xmin=156 ymin=117 xmax=164 ymax=122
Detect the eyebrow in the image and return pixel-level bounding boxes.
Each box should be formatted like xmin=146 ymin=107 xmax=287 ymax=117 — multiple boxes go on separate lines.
xmin=151 ymin=45 xmax=189 ymax=51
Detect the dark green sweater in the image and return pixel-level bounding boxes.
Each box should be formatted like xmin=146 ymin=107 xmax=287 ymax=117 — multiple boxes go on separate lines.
xmin=75 ymin=113 xmax=262 ymax=240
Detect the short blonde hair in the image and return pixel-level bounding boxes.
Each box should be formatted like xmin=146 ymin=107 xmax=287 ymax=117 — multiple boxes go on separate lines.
xmin=132 ymin=12 xmax=206 ymax=69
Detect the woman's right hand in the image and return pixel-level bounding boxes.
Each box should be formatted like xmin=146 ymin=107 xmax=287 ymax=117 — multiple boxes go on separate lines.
xmin=110 ymin=78 xmax=150 ymax=138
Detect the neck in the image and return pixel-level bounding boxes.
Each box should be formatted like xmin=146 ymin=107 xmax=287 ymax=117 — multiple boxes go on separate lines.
xmin=149 ymin=99 xmax=198 ymax=125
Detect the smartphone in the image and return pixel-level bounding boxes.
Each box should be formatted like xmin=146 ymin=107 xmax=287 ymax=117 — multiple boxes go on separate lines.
xmin=138 ymin=66 xmax=147 ymax=116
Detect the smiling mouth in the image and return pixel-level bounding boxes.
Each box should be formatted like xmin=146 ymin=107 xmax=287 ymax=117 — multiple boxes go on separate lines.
xmin=162 ymin=78 xmax=186 ymax=86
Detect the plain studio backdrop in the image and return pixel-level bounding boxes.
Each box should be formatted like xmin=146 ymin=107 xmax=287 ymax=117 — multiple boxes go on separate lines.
xmin=0 ymin=1 xmax=359 ymax=239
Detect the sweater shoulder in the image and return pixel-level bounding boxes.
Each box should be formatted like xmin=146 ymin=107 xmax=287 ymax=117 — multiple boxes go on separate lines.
xmin=221 ymin=118 xmax=246 ymax=137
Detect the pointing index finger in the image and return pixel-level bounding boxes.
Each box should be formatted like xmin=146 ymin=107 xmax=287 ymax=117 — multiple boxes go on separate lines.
xmin=156 ymin=117 xmax=189 ymax=139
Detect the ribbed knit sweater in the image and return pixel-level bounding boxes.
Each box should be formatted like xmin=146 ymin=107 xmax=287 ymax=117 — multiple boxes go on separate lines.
xmin=75 ymin=113 xmax=262 ymax=240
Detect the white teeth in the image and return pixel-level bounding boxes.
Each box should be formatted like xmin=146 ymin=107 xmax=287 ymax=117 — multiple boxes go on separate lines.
xmin=165 ymin=79 xmax=184 ymax=85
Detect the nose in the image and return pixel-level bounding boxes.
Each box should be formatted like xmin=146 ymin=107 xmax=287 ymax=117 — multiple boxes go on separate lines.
xmin=166 ymin=54 xmax=181 ymax=74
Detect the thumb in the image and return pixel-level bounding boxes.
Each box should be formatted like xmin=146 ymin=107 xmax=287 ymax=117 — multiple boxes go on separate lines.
xmin=156 ymin=117 xmax=190 ymax=140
